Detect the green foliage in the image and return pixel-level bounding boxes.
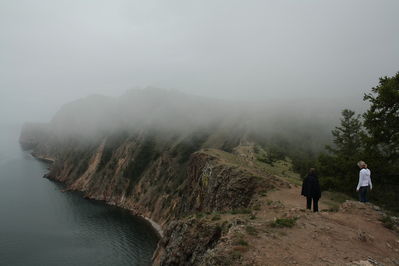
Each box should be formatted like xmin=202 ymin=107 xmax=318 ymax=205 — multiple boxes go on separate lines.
xmin=255 ymin=145 xmax=286 ymax=166
xmin=221 ymin=134 xmax=241 ymax=153
xmin=315 ymin=73 xmax=399 ymax=211
xmin=317 ymin=109 xmax=363 ymax=193
xmin=379 ymin=215 xmax=395 ymax=230
xmin=322 ymin=191 xmax=353 ymax=204
xmin=363 ymin=73 xmax=399 ymax=162
xmin=270 ymin=217 xmax=297 ymax=228
xmin=328 ymin=109 xmax=363 ymax=156
xmin=362 ymin=73 xmax=399 ymax=207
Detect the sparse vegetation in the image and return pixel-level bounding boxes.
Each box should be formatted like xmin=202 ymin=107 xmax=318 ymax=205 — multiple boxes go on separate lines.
xmin=380 ymin=216 xmax=396 ymax=230
xmin=321 ymin=206 xmax=339 ymax=212
xmin=245 ymin=225 xmax=258 ymax=236
xmin=252 ymin=204 xmax=261 ymax=211
xmin=233 ymin=238 xmax=249 ymax=246
xmin=211 ymin=213 xmax=221 ymax=221
xmin=321 ymin=191 xmax=353 ymax=211
xmin=195 ymin=212 xmax=205 ymax=219
xmin=249 ymin=213 xmax=257 ymax=220
xmin=230 ymin=208 xmax=251 ymax=215
xmin=270 ymin=217 xmax=298 ymax=228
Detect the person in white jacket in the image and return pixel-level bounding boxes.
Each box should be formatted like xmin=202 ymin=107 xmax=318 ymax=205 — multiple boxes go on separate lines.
xmin=356 ymin=161 xmax=372 ymax=202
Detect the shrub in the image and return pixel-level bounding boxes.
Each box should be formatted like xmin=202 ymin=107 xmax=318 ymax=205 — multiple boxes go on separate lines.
xmin=270 ymin=217 xmax=298 ymax=228
xmin=380 ymin=216 xmax=395 ymax=230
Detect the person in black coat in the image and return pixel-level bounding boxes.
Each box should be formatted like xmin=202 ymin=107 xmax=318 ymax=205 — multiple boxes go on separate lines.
xmin=301 ymin=168 xmax=321 ymax=212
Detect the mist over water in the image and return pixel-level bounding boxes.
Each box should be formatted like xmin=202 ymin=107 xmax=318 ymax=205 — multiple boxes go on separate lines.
xmin=0 ymin=125 xmax=159 ymax=266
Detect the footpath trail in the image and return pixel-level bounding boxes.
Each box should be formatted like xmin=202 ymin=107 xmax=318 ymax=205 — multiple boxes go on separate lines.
xmin=241 ymin=184 xmax=399 ymax=266
xmin=203 ymin=146 xmax=398 ymax=265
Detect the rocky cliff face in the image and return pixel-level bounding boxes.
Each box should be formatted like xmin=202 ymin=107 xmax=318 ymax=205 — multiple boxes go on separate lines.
xmin=20 ymin=121 xmax=280 ymax=265
xmin=19 ymin=89 xmax=294 ymax=265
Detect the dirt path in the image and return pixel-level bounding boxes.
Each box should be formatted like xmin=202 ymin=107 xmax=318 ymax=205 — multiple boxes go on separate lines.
xmin=240 ymin=185 xmax=399 ymax=265
xmin=267 ymin=184 xmax=329 ymax=211
xmin=204 ymin=146 xmax=399 ymax=265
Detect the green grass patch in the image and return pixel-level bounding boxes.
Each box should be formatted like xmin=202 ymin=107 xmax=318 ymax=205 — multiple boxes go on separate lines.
xmin=270 ymin=217 xmax=298 ymax=228
xmin=321 ymin=191 xmax=354 ymax=211
xmin=323 ymin=191 xmax=353 ymax=203
xmin=380 ymin=216 xmax=395 ymax=230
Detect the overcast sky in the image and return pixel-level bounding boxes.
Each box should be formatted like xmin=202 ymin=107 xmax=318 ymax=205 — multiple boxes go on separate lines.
xmin=1 ymin=0 xmax=398 ymax=124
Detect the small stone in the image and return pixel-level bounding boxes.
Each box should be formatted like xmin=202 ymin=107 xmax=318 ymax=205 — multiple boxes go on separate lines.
xmin=386 ymin=242 xmax=392 ymax=249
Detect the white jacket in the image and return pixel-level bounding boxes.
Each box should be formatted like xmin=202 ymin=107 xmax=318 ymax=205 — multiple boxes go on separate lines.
xmin=356 ymin=168 xmax=372 ymax=190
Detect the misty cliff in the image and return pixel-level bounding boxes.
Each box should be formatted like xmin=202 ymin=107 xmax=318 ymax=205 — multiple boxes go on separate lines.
xmin=19 ymin=89 xmax=268 ymax=265
xmin=19 ymin=89 xmax=334 ymax=265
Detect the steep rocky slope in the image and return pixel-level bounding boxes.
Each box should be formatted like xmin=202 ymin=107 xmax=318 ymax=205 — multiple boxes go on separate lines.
xmin=20 ymin=118 xmax=281 ymax=264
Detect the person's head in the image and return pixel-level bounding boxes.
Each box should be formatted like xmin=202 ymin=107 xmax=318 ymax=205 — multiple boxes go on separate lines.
xmin=309 ymin=168 xmax=316 ymax=175
xmin=357 ymin=161 xmax=366 ymax=169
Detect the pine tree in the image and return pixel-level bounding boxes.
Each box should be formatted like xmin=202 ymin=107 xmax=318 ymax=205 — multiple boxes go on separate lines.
xmin=363 ymin=72 xmax=399 ymax=162
xmin=318 ymin=109 xmax=363 ymax=192
xmin=328 ymin=109 xmax=363 ymax=158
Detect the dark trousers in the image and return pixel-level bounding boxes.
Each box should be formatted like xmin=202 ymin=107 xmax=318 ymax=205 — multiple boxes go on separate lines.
xmin=359 ymin=186 xmax=369 ymax=202
xmin=306 ymin=197 xmax=319 ymax=212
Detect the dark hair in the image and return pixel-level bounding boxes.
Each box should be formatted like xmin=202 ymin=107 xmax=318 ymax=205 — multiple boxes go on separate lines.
xmin=309 ymin=168 xmax=316 ymax=175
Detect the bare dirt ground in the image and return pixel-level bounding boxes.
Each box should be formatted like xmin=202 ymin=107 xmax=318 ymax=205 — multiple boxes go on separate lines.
xmin=240 ymin=184 xmax=399 ymax=265
xmin=203 ymin=146 xmax=399 ymax=265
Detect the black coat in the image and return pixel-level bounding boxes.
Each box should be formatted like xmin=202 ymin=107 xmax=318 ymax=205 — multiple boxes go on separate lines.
xmin=301 ymin=174 xmax=321 ymax=199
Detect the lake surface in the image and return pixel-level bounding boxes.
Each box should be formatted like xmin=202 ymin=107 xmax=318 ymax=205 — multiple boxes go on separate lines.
xmin=0 ymin=124 xmax=159 ymax=266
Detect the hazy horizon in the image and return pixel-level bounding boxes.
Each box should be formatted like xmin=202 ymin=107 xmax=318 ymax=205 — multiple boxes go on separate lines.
xmin=1 ymin=0 xmax=398 ymax=125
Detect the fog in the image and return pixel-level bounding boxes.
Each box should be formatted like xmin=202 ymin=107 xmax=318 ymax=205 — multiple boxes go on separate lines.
xmin=1 ymin=0 xmax=398 ymax=126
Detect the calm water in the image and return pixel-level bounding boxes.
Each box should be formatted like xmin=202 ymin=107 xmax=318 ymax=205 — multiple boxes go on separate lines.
xmin=0 ymin=124 xmax=159 ymax=266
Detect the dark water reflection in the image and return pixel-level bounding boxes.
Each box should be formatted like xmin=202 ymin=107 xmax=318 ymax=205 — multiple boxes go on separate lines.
xmin=0 ymin=124 xmax=159 ymax=266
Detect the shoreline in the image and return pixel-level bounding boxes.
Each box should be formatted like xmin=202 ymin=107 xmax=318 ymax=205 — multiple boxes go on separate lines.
xmin=29 ymin=151 xmax=164 ymax=241
xmin=141 ymin=215 xmax=164 ymax=238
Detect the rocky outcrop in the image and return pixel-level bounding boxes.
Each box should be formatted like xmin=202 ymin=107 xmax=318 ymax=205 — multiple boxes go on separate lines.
xmin=180 ymin=152 xmax=264 ymax=214
xmin=154 ymin=219 xmax=223 ymax=265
